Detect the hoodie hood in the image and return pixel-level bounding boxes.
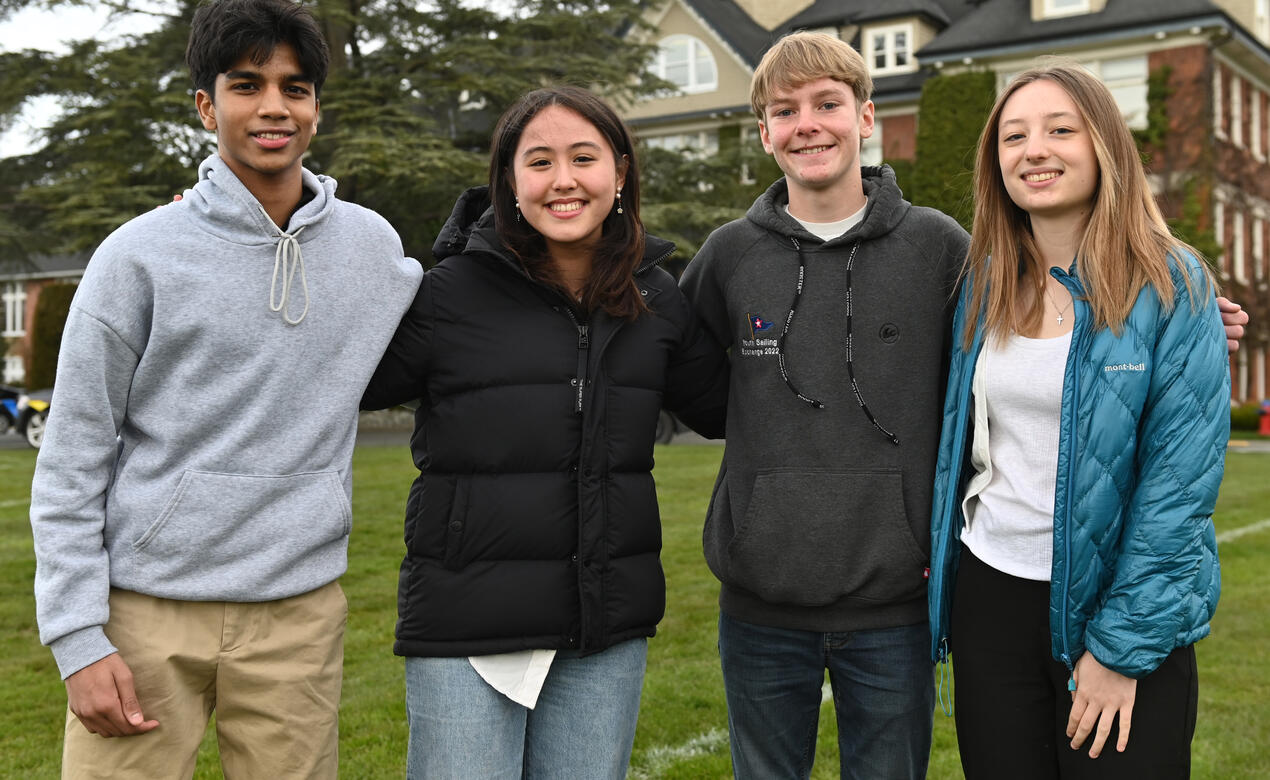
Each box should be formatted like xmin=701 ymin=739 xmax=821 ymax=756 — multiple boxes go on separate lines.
xmin=182 ymin=154 xmax=337 ymax=324
xmin=432 ymin=186 xmax=675 ymax=275
xmin=185 ymin=154 xmax=337 ymax=244
xmin=746 ymin=165 xmax=912 ymax=245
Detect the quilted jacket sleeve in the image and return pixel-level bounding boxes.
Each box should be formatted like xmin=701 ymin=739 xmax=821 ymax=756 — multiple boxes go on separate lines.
xmin=1084 ymin=255 xmax=1229 ymax=678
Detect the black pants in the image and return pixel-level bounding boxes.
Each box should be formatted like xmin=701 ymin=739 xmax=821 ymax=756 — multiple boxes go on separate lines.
xmin=950 ymin=544 xmax=1197 ymax=779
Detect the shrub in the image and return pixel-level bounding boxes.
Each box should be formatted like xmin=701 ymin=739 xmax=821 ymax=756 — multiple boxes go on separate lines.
xmin=1231 ymin=402 xmax=1263 ymax=432
xmin=26 ymin=282 xmax=77 ymax=390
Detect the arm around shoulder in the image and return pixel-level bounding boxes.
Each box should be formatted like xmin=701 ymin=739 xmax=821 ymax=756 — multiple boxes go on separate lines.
xmin=362 ymin=270 xmax=434 ymax=410
xmin=661 ymin=280 xmax=729 ymax=439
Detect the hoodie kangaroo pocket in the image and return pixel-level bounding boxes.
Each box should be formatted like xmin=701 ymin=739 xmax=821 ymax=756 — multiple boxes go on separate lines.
xmin=134 ymin=469 xmax=351 ymax=573
xmin=725 ymin=468 xmax=927 ymax=606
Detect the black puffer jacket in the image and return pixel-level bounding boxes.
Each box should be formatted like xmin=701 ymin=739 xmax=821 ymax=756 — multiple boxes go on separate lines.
xmin=364 ymin=187 xmax=729 ymax=657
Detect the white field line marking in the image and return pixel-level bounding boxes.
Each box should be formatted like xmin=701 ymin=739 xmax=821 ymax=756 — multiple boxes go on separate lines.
xmin=630 ymin=685 xmax=833 ymax=777
xmin=1217 ymin=517 xmax=1270 ymax=544
xmin=634 ymin=518 xmax=1266 ymax=778
xmin=0 ymin=498 xmax=29 ymax=509
xmin=627 ymin=727 xmax=729 ymax=779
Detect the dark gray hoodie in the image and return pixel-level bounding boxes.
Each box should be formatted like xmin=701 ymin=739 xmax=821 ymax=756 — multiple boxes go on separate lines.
xmin=680 ymin=165 xmax=968 ymax=632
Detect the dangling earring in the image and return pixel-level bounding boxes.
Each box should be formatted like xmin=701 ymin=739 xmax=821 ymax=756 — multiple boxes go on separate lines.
xmin=615 ymin=190 xmax=623 ymax=215
xmin=515 ymin=197 xmax=521 ymax=223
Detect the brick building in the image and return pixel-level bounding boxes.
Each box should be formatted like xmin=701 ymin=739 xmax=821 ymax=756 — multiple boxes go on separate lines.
xmin=0 ymin=253 xmax=87 ymax=386
xmin=626 ymin=0 xmax=1270 ymax=403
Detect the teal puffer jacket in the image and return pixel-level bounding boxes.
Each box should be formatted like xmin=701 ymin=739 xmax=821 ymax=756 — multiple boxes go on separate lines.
xmin=928 ymin=251 xmax=1228 ymax=679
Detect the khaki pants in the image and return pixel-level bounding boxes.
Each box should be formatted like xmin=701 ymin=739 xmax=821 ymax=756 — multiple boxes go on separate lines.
xmin=62 ymin=582 xmax=346 ymax=780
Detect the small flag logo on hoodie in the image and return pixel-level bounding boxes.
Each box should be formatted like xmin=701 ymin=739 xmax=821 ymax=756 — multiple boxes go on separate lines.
xmin=748 ymin=314 xmax=774 ymax=338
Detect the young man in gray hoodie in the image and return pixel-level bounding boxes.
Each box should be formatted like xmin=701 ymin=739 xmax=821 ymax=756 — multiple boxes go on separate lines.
xmin=681 ymin=31 xmax=1248 ymax=780
xmin=28 ymin=0 xmax=421 ymax=776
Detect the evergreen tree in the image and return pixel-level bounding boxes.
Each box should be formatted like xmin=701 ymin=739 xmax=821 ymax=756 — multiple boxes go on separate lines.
xmin=908 ymin=70 xmax=997 ymax=231
xmin=0 ymin=0 xmax=663 ymax=261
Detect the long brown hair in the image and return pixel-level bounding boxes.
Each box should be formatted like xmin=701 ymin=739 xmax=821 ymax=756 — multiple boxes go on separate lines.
xmin=962 ymin=60 xmax=1211 ymax=348
xmin=488 ymin=86 xmax=648 ymax=319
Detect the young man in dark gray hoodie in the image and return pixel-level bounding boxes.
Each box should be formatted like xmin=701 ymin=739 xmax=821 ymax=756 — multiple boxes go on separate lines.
xmin=681 ymin=31 xmax=1248 ymax=780
xmin=29 ymin=0 xmax=420 ymax=776
xmin=679 ymin=32 xmax=964 ymax=779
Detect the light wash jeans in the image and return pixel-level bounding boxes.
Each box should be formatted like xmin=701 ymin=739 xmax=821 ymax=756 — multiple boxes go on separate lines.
xmin=718 ymin=612 xmax=934 ymax=780
xmin=405 ymin=638 xmax=647 ymax=779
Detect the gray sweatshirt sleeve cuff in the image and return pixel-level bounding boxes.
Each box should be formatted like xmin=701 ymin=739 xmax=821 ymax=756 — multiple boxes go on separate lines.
xmin=50 ymin=626 xmax=118 ymax=680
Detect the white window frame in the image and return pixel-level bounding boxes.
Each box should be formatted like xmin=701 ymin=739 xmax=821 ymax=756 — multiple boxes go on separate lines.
xmin=1084 ymin=56 xmax=1149 ymax=130
xmin=1254 ymin=215 xmax=1265 ymax=282
xmin=1238 ymin=348 xmax=1249 ymax=402
xmin=1254 ymin=87 xmax=1264 ymax=160
xmin=1232 ymin=75 xmax=1244 ymax=148
xmin=865 ymin=23 xmax=916 ymax=76
xmin=1255 ymin=348 xmax=1266 ymax=404
xmin=652 ymin=35 xmax=718 ymax=95
xmin=1234 ymin=209 xmax=1247 ymax=285
xmin=1214 ymin=198 xmax=1225 ymax=249
xmin=1215 ymin=65 xmax=1226 ymax=140
xmin=740 ymin=124 xmax=758 ymax=185
xmin=1043 ymin=0 xmax=1091 ymax=19
xmin=1 ymin=282 xmax=25 ymax=337
xmin=2 ymin=355 xmax=22 ymax=385
xmin=862 ymin=117 xmax=883 ymax=166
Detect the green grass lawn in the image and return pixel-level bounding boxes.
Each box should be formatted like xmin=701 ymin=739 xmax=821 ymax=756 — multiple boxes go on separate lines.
xmin=3 ymin=444 xmax=1267 ymax=778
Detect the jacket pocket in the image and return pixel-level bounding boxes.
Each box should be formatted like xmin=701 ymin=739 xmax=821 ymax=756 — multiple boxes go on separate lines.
xmin=725 ymin=468 xmax=926 ymax=606
xmin=134 ymin=469 xmax=350 ymax=566
xmin=405 ymin=474 xmax=466 ymax=569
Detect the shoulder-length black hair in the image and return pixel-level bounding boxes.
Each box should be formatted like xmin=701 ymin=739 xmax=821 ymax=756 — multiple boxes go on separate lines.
xmin=489 ymin=85 xmax=648 ymax=319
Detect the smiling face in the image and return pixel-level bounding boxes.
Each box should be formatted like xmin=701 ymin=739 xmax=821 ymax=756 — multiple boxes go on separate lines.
xmin=510 ymin=104 xmax=628 ymax=261
xmin=759 ymin=76 xmax=874 ymax=203
xmin=997 ymin=78 xmax=1099 ymax=227
xmin=195 ymin=42 xmax=319 ymax=197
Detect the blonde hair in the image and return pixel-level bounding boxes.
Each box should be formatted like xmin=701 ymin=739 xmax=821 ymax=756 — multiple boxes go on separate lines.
xmin=962 ymin=60 xmax=1212 ymax=348
xmin=750 ymin=32 xmax=872 ymax=119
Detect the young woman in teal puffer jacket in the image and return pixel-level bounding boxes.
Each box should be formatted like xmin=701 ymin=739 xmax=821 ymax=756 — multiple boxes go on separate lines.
xmin=927 ymin=61 xmax=1229 ymax=779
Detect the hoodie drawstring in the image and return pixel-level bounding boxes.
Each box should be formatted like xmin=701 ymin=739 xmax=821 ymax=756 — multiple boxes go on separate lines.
xmin=778 ymin=236 xmax=900 ymax=446
xmin=268 ymin=219 xmax=309 ymax=325
xmin=776 ymin=237 xmax=825 ymax=410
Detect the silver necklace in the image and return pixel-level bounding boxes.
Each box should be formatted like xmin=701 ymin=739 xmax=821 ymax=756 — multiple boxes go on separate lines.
xmin=1043 ymin=286 xmax=1072 ymax=325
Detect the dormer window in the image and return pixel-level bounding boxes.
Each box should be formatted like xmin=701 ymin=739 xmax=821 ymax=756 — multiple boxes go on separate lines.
xmin=865 ymin=24 xmax=915 ymax=75
xmin=652 ymin=35 xmax=718 ymax=94
xmin=1043 ymin=0 xmax=1091 ymax=18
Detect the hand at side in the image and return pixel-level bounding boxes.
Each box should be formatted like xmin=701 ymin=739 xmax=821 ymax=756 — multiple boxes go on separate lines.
xmin=65 ymin=653 xmax=160 ymax=737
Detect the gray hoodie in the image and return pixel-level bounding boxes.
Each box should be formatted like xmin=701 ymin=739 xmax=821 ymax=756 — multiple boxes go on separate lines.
xmin=680 ymin=166 xmax=968 ymax=632
xmin=30 ymin=154 xmax=422 ymax=678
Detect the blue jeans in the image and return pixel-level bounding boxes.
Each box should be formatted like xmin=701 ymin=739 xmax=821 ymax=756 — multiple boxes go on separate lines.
xmin=718 ymin=612 xmax=934 ymax=780
xmin=404 ymin=638 xmax=647 ymax=779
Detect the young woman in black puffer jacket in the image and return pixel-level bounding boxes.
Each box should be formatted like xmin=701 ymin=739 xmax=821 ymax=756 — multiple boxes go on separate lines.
xmin=363 ymin=85 xmax=728 ymax=780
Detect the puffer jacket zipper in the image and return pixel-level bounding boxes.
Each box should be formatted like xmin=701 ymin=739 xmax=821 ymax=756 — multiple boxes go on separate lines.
xmin=1053 ymin=266 xmax=1085 ymax=681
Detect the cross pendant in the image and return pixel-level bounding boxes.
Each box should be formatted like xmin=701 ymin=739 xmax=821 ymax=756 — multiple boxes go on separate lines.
xmin=1056 ymin=313 xmax=1064 ymax=324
